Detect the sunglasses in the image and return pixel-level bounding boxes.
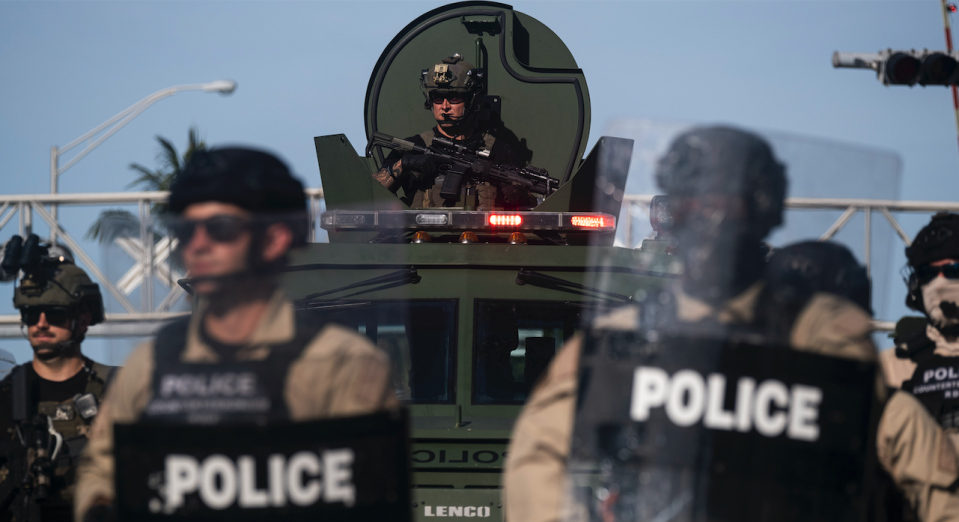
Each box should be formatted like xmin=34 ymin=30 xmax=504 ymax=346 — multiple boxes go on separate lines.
xmin=916 ymin=262 xmax=959 ymax=285
xmin=430 ymin=92 xmax=465 ymax=105
xmin=171 ymin=215 xmax=249 ymax=244
xmin=21 ymin=307 xmax=71 ymax=328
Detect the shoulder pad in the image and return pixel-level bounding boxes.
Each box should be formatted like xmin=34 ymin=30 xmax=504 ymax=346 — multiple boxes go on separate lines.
xmin=894 ymin=327 xmax=936 ymax=361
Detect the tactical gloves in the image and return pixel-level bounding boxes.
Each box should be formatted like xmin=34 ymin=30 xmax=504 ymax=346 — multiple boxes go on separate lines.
xmin=401 ymin=154 xmax=438 ymax=185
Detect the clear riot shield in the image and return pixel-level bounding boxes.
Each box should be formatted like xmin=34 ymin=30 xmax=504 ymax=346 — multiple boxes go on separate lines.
xmin=113 ymin=209 xmax=411 ymax=521
xmin=569 ymin=126 xmax=881 ymax=522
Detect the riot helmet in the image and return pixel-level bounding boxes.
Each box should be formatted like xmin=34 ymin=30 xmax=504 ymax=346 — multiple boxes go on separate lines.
xmin=655 ymin=126 xmax=787 ymax=305
xmin=420 ymin=54 xmax=485 ymax=115
xmin=904 ymin=213 xmax=959 ymax=332
xmin=764 ymin=241 xmax=872 ymax=314
xmin=167 ymin=147 xmax=308 ymax=292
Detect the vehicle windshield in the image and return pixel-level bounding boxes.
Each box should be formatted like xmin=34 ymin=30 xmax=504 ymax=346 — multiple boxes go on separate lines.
xmin=301 ymin=300 xmax=457 ymax=404
xmin=472 ymin=299 xmax=584 ymax=405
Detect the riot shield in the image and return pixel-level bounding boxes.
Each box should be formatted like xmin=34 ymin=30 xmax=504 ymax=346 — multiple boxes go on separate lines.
xmin=109 ymin=206 xmax=412 ymax=521
xmin=114 ymin=410 xmax=410 ymax=520
xmin=566 ymin=126 xmax=882 ymax=522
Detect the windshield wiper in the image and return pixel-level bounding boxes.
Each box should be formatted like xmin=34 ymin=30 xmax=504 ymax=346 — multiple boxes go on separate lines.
xmin=301 ymin=268 xmax=421 ymax=301
xmin=298 ymin=301 xmax=372 ymax=312
xmin=515 ymin=269 xmax=632 ymax=302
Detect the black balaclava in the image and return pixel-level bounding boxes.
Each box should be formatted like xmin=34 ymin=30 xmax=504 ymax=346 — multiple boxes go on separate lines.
xmin=655 ymin=126 xmax=787 ymax=306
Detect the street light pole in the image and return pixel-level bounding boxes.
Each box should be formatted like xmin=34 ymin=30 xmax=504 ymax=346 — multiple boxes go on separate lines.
xmin=49 ymin=80 xmax=237 ymax=243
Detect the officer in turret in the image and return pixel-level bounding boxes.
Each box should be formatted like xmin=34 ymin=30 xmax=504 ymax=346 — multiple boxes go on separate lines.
xmin=0 ymin=244 xmax=112 ymax=522
xmin=882 ymin=213 xmax=959 ymax=424
xmin=74 ymin=147 xmax=397 ymax=521
xmin=371 ymin=54 xmax=534 ymax=210
xmin=503 ymin=127 xmax=959 ymax=522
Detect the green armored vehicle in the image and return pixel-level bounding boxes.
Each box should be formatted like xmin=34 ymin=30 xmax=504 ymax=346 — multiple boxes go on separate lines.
xmin=280 ymin=3 xmax=677 ymax=519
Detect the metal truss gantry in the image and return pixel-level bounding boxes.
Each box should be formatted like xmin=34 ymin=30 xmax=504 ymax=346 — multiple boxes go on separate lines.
xmin=0 ymin=189 xmax=953 ymax=338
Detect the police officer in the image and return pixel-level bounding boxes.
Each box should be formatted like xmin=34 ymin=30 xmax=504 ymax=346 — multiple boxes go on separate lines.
xmin=371 ymin=54 xmax=534 ymax=210
xmin=0 ymin=249 xmax=111 ymax=522
xmin=882 ymin=213 xmax=959 ymax=424
xmin=74 ymin=147 xmax=397 ymax=520
xmin=503 ymin=127 xmax=959 ymax=522
xmin=756 ymin=240 xmax=873 ymax=345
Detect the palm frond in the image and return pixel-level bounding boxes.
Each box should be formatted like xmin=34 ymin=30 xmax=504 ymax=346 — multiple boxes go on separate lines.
xmin=183 ymin=126 xmax=207 ymax=164
xmin=85 ymin=209 xmax=140 ymax=243
xmin=156 ymin=136 xmax=181 ymax=176
xmin=126 ymin=162 xmax=166 ymax=191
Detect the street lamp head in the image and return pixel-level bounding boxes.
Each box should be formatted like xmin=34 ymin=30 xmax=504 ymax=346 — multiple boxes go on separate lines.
xmin=201 ymin=80 xmax=237 ymax=95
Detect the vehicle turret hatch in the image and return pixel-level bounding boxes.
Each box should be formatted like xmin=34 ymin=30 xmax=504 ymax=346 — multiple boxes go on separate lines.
xmin=365 ymin=1 xmax=591 ymax=185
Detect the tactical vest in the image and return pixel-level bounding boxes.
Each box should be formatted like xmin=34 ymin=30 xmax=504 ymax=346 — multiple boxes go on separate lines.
xmin=416 ymin=128 xmax=497 ymax=209
xmin=901 ymin=350 xmax=959 ymax=428
xmin=140 ymin=314 xmax=325 ymax=425
xmin=7 ymin=359 xmax=114 ymax=508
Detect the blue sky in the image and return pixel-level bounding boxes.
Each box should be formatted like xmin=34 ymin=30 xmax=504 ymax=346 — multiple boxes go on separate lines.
xmin=1 ymin=0 xmax=956 ymax=363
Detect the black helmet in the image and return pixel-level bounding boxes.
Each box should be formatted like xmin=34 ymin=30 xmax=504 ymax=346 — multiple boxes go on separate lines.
xmin=655 ymin=126 xmax=787 ymax=239
xmin=656 ymin=126 xmax=787 ymax=304
xmin=764 ymin=241 xmax=872 ymax=314
xmin=169 ymin=147 xmax=308 ymax=246
xmin=904 ymin=212 xmax=959 ymax=311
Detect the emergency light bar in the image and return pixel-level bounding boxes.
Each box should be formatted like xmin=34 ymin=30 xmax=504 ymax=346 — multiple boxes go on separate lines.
xmin=320 ymin=210 xmax=616 ymax=233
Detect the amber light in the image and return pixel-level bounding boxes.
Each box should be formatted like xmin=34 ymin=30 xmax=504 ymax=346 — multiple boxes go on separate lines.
xmin=459 ymin=231 xmax=479 ymax=244
xmin=489 ymin=215 xmax=522 ymax=226
xmin=508 ymin=232 xmax=528 ymax=244
xmin=571 ymin=215 xmax=612 ymax=228
xmin=411 ymin=231 xmax=432 ymax=243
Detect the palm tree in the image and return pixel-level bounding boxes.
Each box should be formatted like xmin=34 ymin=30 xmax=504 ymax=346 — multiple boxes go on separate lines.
xmin=86 ymin=127 xmax=206 ymax=243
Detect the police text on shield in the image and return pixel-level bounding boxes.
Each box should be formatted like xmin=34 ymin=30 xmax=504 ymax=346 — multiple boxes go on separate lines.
xmin=162 ymin=449 xmax=355 ymax=511
xmin=630 ymin=367 xmax=822 ymax=441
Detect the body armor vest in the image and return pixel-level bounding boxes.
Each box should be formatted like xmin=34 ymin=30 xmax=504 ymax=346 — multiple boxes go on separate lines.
xmin=416 ymin=128 xmax=498 ymax=209
xmin=901 ymin=350 xmax=959 ymax=428
xmin=5 ymin=358 xmax=113 ymax=513
xmin=140 ymin=314 xmax=324 ymax=426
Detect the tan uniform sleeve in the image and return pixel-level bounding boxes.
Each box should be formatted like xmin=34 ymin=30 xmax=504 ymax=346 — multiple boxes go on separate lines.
xmin=878 ymin=391 xmax=959 ymax=522
xmin=790 ymin=293 xmax=877 ymax=362
xmin=74 ymin=341 xmax=155 ymax=521
xmin=503 ymin=334 xmax=582 ymax=522
xmin=286 ymin=324 xmax=398 ymax=420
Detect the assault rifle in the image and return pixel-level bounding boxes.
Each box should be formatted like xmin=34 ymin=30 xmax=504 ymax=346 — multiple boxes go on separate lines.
xmin=0 ymin=367 xmax=64 ymax=521
xmin=367 ymin=131 xmax=558 ymax=202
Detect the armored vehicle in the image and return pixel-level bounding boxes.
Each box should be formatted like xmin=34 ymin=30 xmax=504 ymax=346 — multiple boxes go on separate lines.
xmin=281 ymin=3 xmax=676 ymax=520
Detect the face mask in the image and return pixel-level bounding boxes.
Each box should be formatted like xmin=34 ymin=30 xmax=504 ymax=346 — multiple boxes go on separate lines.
xmin=921 ymin=276 xmax=959 ymax=330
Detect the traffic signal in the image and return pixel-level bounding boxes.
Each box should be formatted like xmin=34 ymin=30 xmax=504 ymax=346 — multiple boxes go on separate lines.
xmin=833 ymin=50 xmax=959 ymax=86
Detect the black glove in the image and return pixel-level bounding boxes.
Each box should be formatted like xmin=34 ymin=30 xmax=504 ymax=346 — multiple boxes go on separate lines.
xmin=400 ymin=154 xmax=437 ymax=183
xmin=83 ymin=504 xmax=117 ymax=522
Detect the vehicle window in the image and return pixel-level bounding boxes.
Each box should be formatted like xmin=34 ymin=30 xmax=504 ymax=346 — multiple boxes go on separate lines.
xmin=301 ymin=300 xmax=457 ymax=404
xmin=473 ymin=300 xmax=582 ymax=405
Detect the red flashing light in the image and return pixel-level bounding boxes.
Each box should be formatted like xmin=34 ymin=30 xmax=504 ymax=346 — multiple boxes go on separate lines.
xmin=950 ymin=3 xmax=957 ymax=13
xmin=571 ymin=215 xmax=612 ymax=228
xmin=489 ymin=215 xmax=522 ymax=226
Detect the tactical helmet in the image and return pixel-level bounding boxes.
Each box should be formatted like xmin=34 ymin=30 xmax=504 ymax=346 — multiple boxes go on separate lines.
xmin=655 ymin=126 xmax=787 ymax=238
xmin=169 ymin=147 xmax=308 ymax=246
xmin=906 ymin=213 xmax=959 ymax=267
xmin=904 ymin=212 xmax=959 ymax=311
xmin=656 ymin=126 xmax=787 ymax=304
xmin=420 ymin=54 xmax=485 ymax=111
xmin=764 ymin=241 xmax=872 ymax=314
xmin=14 ymin=263 xmax=105 ymax=325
